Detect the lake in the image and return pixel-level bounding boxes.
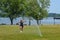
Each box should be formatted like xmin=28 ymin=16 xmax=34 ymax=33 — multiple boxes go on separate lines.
xmin=0 ymin=17 xmax=60 ymax=25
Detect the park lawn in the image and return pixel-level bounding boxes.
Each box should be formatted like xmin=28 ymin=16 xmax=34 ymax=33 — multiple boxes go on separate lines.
xmin=0 ymin=25 xmax=60 ymax=40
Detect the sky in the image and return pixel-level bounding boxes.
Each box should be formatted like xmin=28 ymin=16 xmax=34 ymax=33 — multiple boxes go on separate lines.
xmin=49 ymin=0 xmax=60 ymax=13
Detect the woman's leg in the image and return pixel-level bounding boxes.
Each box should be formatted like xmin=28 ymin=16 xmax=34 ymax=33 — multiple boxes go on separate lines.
xmin=19 ymin=26 xmax=22 ymax=31
xmin=20 ymin=26 xmax=23 ymax=32
xmin=21 ymin=25 xmax=24 ymax=31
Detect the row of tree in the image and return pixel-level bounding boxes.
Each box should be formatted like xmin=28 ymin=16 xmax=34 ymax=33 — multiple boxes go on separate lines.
xmin=0 ymin=0 xmax=50 ymax=25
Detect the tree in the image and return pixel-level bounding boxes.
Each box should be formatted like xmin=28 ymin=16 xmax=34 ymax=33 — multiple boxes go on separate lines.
xmin=24 ymin=0 xmax=40 ymax=25
xmin=0 ymin=0 xmax=26 ymax=25
xmin=32 ymin=8 xmax=48 ymax=25
xmin=0 ymin=0 xmax=50 ymax=25
xmin=23 ymin=0 xmax=50 ymax=25
xmin=32 ymin=0 xmax=50 ymax=25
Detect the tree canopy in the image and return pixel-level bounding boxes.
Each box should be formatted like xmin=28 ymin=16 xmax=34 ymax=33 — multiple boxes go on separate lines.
xmin=0 ymin=0 xmax=50 ymax=25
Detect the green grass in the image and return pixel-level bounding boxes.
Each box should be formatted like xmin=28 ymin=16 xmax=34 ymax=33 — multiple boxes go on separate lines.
xmin=0 ymin=25 xmax=60 ymax=40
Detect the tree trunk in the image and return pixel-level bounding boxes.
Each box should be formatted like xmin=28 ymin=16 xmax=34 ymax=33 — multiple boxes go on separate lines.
xmin=29 ymin=19 xmax=31 ymax=26
xmin=10 ymin=18 xmax=13 ymax=25
xmin=54 ymin=19 xmax=55 ymax=25
xmin=37 ymin=20 xmax=39 ymax=25
xmin=39 ymin=20 xmax=41 ymax=24
xmin=40 ymin=20 xmax=43 ymax=25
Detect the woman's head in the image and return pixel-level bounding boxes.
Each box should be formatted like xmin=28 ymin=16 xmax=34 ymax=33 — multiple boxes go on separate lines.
xmin=20 ymin=19 xmax=23 ymax=22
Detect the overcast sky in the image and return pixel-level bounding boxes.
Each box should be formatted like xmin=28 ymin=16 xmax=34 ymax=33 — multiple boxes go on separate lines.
xmin=49 ymin=0 xmax=60 ymax=13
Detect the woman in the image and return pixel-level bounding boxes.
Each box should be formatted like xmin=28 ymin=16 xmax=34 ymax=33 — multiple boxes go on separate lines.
xmin=19 ymin=20 xmax=24 ymax=32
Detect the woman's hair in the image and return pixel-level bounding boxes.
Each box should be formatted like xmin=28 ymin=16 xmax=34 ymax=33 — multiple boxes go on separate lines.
xmin=20 ymin=20 xmax=23 ymax=22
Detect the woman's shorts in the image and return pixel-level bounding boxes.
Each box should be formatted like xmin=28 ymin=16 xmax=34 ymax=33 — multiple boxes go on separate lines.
xmin=20 ymin=25 xmax=24 ymax=28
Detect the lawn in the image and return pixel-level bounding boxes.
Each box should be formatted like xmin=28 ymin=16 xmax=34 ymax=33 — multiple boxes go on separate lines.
xmin=0 ymin=25 xmax=60 ymax=40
